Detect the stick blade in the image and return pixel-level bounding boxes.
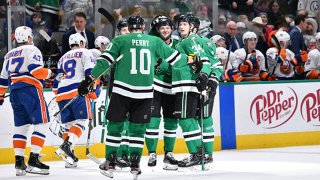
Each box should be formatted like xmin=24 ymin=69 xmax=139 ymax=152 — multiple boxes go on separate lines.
xmin=39 ymin=29 xmax=51 ymax=42
xmin=87 ymin=153 xmax=101 ymax=164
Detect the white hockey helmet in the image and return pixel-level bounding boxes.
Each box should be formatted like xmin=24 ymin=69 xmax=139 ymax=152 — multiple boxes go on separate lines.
xmin=210 ymin=35 xmax=225 ymax=44
xmin=242 ymin=31 xmax=257 ymax=44
xmin=69 ymin=33 xmax=86 ymax=47
xmin=15 ymin=26 xmax=33 ymax=43
xmin=216 ymin=47 xmax=229 ymax=61
xmin=315 ymin=32 xmax=320 ymax=47
xmin=275 ymin=30 xmax=290 ymax=43
xmin=94 ymin=36 xmax=110 ymax=49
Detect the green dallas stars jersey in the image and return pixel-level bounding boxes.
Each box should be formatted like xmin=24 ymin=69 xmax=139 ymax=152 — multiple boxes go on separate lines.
xmin=91 ymin=32 xmax=188 ymax=99
xmin=172 ymin=33 xmax=211 ymax=93
xmin=153 ymin=38 xmax=179 ymax=95
xmin=201 ymin=37 xmax=223 ymax=79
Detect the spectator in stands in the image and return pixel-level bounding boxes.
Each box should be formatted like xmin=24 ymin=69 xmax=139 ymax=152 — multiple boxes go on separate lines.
xmin=254 ymin=0 xmax=270 ymax=17
xmin=236 ymin=22 xmax=246 ymax=37
xmin=223 ymin=21 xmax=244 ymax=52
xmin=196 ymin=3 xmax=211 ymax=37
xmin=250 ymin=16 xmax=269 ymax=56
xmin=267 ymin=0 xmax=283 ymax=26
xmin=297 ymin=0 xmax=319 ymax=19
xmin=303 ymin=18 xmax=318 ymax=51
xmin=258 ymin=12 xmax=273 ymax=43
xmin=63 ymin=0 xmax=93 ymax=28
xmin=62 ymin=12 xmax=94 ymax=54
xmin=230 ymin=0 xmax=255 ymax=20
xmin=25 ymin=0 xmax=60 ymax=31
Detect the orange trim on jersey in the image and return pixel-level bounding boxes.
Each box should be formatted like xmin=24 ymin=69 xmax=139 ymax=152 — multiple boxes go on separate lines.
xmin=52 ymin=89 xmax=58 ymax=95
xmin=56 ymin=91 xmax=78 ymax=102
xmin=31 ymin=68 xmax=49 ymax=80
xmin=86 ymin=97 xmax=91 ymax=120
xmin=37 ymin=90 xmax=48 ymax=123
xmin=0 ymin=87 xmax=7 ymax=95
xmin=63 ymin=132 xmax=68 ymax=141
xmin=13 ymin=140 xmax=27 ymax=149
xmin=11 ymin=76 xmax=43 ymax=92
xmin=69 ymin=125 xmax=83 ymax=138
xmin=31 ymin=136 xmax=45 ymax=147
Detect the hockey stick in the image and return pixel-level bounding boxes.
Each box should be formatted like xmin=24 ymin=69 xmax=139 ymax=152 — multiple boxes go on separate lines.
xmin=48 ymin=97 xmax=65 ymax=137
xmin=39 ymin=29 xmax=51 ymax=42
xmin=271 ymin=34 xmax=281 ymax=75
xmin=86 ymin=100 xmax=102 ymax=164
xmin=98 ymin=8 xmax=116 ymax=38
xmin=190 ymin=36 xmax=205 ymax=171
xmin=224 ymin=45 xmax=232 ymax=71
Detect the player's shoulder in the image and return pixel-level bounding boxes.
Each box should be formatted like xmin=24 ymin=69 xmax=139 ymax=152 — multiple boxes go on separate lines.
xmin=254 ymin=49 xmax=264 ymax=58
xmin=234 ymin=48 xmax=245 ymax=56
xmin=266 ymin=47 xmax=277 ymax=54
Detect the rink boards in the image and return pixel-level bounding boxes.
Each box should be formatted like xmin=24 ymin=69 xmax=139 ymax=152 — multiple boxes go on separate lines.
xmin=1 ymin=80 xmax=320 ymax=164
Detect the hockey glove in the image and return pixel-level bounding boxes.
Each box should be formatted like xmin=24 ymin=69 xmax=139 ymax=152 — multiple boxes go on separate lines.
xmin=259 ymin=71 xmax=277 ymax=81
xmin=223 ymin=68 xmax=243 ymax=82
xmin=195 ymin=73 xmax=208 ymax=92
xmin=189 ymin=54 xmax=203 ymax=74
xmin=306 ymin=70 xmax=320 ymax=79
xmin=0 ymin=95 xmax=4 ymax=106
xmin=78 ymin=75 xmax=94 ymax=96
xmin=155 ymin=59 xmax=163 ymax=74
xmin=207 ymin=74 xmax=219 ymax=96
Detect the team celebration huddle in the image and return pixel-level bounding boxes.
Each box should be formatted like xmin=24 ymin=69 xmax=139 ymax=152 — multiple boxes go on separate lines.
xmin=0 ymin=0 xmax=319 ymax=179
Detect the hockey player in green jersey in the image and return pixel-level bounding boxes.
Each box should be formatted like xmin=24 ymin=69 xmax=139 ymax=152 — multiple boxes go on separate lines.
xmin=145 ymin=16 xmax=180 ymax=170
xmin=172 ymin=14 xmax=215 ymax=168
xmin=77 ymin=15 xmax=201 ymax=179
xmin=188 ymin=14 xmax=223 ymax=166
xmin=113 ymin=18 xmax=131 ymax=170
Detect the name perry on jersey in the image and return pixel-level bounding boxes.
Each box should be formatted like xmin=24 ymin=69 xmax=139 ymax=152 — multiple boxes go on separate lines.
xmin=132 ymin=39 xmax=149 ymax=47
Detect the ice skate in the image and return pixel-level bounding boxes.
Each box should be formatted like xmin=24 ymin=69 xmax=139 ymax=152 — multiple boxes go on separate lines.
xmin=130 ymin=154 xmax=142 ymax=180
xmin=100 ymin=153 xmax=116 ymax=178
xmin=178 ymin=153 xmax=201 ymax=168
xmin=163 ymin=152 xmax=178 ymax=170
xmin=115 ymin=153 xmax=130 ymax=171
xmin=147 ymin=152 xmax=157 ymax=167
xmin=15 ymin=156 xmax=27 ymax=176
xmin=55 ymin=138 xmax=78 ymax=164
xmin=26 ymin=152 xmax=49 ymax=175
xmin=65 ymin=150 xmax=78 ymax=168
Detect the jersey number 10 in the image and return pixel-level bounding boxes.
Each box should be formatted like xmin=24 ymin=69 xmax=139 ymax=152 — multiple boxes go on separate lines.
xmin=130 ymin=48 xmax=151 ymax=75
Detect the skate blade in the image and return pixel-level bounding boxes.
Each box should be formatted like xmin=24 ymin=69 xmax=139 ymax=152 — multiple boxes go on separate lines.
xmin=115 ymin=166 xmax=130 ymax=172
xmin=16 ymin=169 xmax=27 ymax=176
xmin=131 ymin=171 xmax=140 ymax=180
xmin=87 ymin=153 xmax=102 ymax=164
xmin=26 ymin=166 xmax=49 ymax=175
xmin=163 ymin=163 xmax=178 ymax=171
xmin=178 ymin=164 xmax=210 ymax=171
xmin=65 ymin=161 xmax=78 ymax=168
xmin=100 ymin=169 xmax=114 ymax=178
xmin=55 ymin=149 xmax=74 ymax=164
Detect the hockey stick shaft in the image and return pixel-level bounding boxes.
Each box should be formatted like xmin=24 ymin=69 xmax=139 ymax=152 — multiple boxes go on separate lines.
xmin=224 ymin=45 xmax=232 ymax=71
xmin=86 ymin=100 xmax=101 ymax=164
xmin=190 ymin=36 xmax=205 ymax=170
xmin=98 ymin=8 xmax=116 ymax=39
xmin=271 ymin=34 xmax=281 ymax=75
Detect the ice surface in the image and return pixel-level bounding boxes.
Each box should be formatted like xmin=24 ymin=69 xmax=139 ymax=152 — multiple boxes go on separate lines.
xmin=1 ymin=145 xmax=320 ymax=180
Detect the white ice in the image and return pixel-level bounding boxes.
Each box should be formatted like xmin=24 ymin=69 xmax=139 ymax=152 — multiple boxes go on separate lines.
xmin=1 ymin=145 xmax=320 ymax=180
